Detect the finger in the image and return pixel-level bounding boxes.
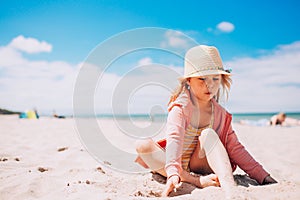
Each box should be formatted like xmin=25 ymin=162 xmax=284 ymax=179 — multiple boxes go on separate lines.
xmin=172 ymin=177 xmax=180 ymax=188
xmin=161 ymin=181 xmax=174 ymax=197
xmin=213 ymin=181 xmax=221 ymax=187
xmin=175 ymin=181 xmax=182 ymax=188
xmin=161 ymin=185 xmax=174 ymax=197
xmin=210 ymin=174 xmax=220 ymax=184
xmin=214 ymin=177 xmax=221 ymax=187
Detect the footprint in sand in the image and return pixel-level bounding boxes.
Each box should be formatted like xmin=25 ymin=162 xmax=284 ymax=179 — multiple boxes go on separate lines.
xmin=96 ymin=166 xmax=106 ymax=174
xmin=57 ymin=147 xmax=68 ymax=152
xmin=0 ymin=157 xmax=20 ymax=162
xmin=37 ymin=167 xmax=48 ymax=172
xmin=0 ymin=158 xmax=8 ymax=162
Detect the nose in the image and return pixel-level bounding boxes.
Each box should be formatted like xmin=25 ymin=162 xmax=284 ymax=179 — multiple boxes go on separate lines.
xmin=204 ymin=78 xmax=213 ymax=89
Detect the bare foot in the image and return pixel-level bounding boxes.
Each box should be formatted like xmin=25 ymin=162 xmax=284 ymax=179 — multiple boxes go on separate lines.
xmin=199 ymin=174 xmax=220 ymax=188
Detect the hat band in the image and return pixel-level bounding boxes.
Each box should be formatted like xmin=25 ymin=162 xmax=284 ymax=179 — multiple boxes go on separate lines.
xmin=186 ymin=66 xmax=225 ymax=76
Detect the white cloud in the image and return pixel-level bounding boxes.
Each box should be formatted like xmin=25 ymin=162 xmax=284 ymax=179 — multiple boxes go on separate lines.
xmin=161 ymin=30 xmax=192 ymax=49
xmin=225 ymin=41 xmax=300 ymax=113
xmin=137 ymin=57 xmax=152 ymax=66
xmin=216 ymin=21 xmax=235 ymax=33
xmin=9 ymin=35 xmax=52 ymax=54
xmin=0 ymin=37 xmax=76 ymax=115
xmin=0 ymin=46 xmax=27 ymax=66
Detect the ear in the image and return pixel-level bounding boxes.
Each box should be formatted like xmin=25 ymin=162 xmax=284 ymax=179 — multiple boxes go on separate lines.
xmin=186 ymin=78 xmax=191 ymax=85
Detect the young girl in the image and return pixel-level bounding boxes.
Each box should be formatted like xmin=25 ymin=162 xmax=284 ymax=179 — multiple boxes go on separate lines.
xmin=135 ymin=45 xmax=277 ymax=197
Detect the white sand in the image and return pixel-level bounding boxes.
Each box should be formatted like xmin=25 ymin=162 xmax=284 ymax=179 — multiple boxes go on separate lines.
xmin=1 ymin=115 xmax=300 ymax=199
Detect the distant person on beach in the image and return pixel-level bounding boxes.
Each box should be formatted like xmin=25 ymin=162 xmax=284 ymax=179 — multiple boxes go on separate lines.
xmin=270 ymin=112 xmax=300 ymax=126
xmin=135 ymin=45 xmax=277 ymax=197
xmin=53 ymin=110 xmax=66 ymax=119
xmin=34 ymin=108 xmax=39 ymax=119
xmin=270 ymin=112 xmax=286 ymax=126
xmin=240 ymin=112 xmax=300 ymax=127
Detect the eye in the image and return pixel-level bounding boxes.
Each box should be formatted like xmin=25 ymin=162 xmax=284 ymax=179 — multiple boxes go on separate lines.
xmin=198 ymin=77 xmax=206 ymax=81
xmin=213 ymin=77 xmax=220 ymax=81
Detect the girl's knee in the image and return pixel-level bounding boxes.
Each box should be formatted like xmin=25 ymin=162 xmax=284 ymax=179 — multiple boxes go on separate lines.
xmin=135 ymin=139 xmax=153 ymax=154
xmin=200 ymin=128 xmax=219 ymax=140
xmin=199 ymin=128 xmax=220 ymax=149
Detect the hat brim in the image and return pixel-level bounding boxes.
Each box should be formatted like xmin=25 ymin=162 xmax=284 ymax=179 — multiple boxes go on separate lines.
xmin=178 ymin=69 xmax=231 ymax=81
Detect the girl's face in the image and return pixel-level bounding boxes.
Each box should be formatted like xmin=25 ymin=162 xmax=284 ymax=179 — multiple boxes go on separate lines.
xmin=188 ymin=74 xmax=221 ymax=101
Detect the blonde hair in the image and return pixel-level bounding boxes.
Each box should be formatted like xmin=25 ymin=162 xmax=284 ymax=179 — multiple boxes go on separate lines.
xmin=168 ymin=75 xmax=232 ymax=105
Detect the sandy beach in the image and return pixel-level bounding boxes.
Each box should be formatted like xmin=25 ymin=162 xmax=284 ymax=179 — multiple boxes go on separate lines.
xmin=1 ymin=115 xmax=300 ymax=200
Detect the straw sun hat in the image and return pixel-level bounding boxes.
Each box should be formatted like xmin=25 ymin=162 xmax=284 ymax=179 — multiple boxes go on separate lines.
xmin=181 ymin=45 xmax=231 ymax=79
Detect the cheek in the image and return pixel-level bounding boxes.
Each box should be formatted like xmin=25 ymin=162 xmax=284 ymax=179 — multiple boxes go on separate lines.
xmin=214 ymin=80 xmax=221 ymax=86
xmin=212 ymin=82 xmax=221 ymax=92
xmin=190 ymin=82 xmax=206 ymax=91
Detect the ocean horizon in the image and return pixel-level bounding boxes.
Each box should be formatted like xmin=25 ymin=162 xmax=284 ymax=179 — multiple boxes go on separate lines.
xmin=91 ymin=112 xmax=300 ymax=123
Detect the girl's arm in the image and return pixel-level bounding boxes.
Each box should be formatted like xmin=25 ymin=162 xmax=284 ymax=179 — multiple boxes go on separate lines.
xmin=225 ymin=125 xmax=271 ymax=184
xmin=162 ymin=105 xmax=185 ymax=197
xmin=165 ymin=105 xmax=185 ymax=179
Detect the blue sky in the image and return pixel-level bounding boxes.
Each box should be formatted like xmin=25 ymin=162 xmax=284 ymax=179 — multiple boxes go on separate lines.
xmin=1 ymin=0 xmax=300 ymax=115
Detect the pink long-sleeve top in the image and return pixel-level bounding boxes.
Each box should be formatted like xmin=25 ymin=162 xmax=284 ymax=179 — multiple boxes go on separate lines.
xmin=165 ymin=90 xmax=269 ymax=184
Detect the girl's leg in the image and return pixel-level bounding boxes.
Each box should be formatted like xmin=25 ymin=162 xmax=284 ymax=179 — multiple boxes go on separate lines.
xmin=135 ymin=138 xmax=222 ymax=190
xmin=135 ymin=139 xmax=167 ymax=177
xmin=189 ymin=128 xmax=235 ymax=189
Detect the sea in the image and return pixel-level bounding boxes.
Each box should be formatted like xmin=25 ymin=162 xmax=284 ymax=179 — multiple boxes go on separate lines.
xmin=95 ymin=112 xmax=300 ymax=123
xmin=232 ymin=112 xmax=300 ymax=122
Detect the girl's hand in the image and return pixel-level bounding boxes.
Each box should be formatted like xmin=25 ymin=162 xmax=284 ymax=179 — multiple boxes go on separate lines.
xmin=161 ymin=175 xmax=181 ymax=197
xmin=262 ymin=175 xmax=277 ymax=185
